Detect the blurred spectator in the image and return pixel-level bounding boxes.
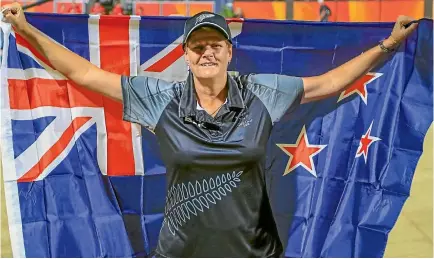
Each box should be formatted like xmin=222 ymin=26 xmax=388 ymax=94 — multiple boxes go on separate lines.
xmin=110 ymin=0 xmax=123 ymax=15
xmin=90 ymin=1 xmax=105 ymax=14
xmin=233 ymin=7 xmax=244 ymax=18
xmin=221 ymin=2 xmax=244 ymax=18
xmin=61 ymin=0 xmax=81 ymax=14
xmin=58 ymin=3 xmax=67 ymax=13
xmin=122 ymin=0 xmax=133 ymax=15
xmin=318 ymin=0 xmax=331 ymax=22
xmin=135 ymin=6 xmax=144 ymax=16
xmin=221 ymin=2 xmax=234 ymax=18
xmin=99 ymin=0 xmax=114 ymax=14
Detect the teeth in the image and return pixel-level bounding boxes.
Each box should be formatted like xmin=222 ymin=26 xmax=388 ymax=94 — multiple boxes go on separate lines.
xmin=201 ymin=63 xmax=215 ymax=66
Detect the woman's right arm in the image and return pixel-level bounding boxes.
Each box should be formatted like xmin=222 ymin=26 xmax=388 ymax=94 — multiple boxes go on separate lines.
xmin=2 ymin=3 xmax=122 ymax=101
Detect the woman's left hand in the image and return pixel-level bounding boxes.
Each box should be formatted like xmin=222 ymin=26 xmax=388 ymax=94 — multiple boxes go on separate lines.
xmin=383 ymin=15 xmax=419 ymax=49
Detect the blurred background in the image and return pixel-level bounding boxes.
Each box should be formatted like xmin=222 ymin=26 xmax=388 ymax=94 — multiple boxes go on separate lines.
xmin=0 ymin=0 xmax=431 ymax=21
xmin=0 ymin=0 xmax=431 ymax=64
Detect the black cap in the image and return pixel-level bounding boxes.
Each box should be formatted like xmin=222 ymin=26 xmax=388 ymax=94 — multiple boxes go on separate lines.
xmin=182 ymin=11 xmax=232 ymax=48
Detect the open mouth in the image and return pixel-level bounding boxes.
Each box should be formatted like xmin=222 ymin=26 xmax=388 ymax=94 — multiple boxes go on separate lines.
xmin=200 ymin=62 xmax=218 ymax=67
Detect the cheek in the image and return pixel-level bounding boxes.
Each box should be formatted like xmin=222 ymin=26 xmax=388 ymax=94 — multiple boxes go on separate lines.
xmin=186 ymin=52 xmax=200 ymax=63
xmin=218 ymin=55 xmax=230 ymax=65
xmin=219 ymin=49 xmax=231 ymax=62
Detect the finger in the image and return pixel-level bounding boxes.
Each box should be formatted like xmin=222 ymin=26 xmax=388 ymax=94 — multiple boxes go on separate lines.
xmin=403 ymin=20 xmax=418 ymax=29
xmin=3 ymin=10 xmax=21 ymax=23
xmin=2 ymin=6 xmax=19 ymax=17
xmin=407 ymin=22 xmax=418 ymax=32
xmin=1 ymin=7 xmax=11 ymax=15
xmin=5 ymin=6 xmax=20 ymax=15
xmin=2 ymin=14 xmax=11 ymax=23
xmin=3 ymin=12 xmax=17 ymax=22
xmin=4 ymin=12 xmax=14 ymax=21
xmin=403 ymin=20 xmax=420 ymax=35
xmin=398 ymin=15 xmax=414 ymax=23
xmin=11 ymin=6 xmax=21 ymax=15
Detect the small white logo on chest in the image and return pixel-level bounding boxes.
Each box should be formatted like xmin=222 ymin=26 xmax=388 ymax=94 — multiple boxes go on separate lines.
xmin=239 ymin=118 xmax=252 ymax=128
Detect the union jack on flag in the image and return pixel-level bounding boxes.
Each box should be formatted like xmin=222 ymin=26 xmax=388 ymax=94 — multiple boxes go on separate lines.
xmin=3 ymin=15 xmax=240 ymax=181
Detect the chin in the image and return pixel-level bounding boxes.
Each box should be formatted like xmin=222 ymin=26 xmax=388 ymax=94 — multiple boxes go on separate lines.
xmin=196 ymin=68 xmax=221 ymax=79
xmin=197 ymin=73 xmax=218 ymax=79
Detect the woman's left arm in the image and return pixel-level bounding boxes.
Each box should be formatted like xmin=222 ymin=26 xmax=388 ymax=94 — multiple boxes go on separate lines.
xmin=301 ymin=15 xmax=418 ymax=104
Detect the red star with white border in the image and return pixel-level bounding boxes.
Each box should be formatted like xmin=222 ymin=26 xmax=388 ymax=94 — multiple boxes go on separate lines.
xmin=337 ymin=72 xmax=383 ymax=105
xmin=277 ymin=126 xmax=327 ymax=177
xmin=355 ymin=121 xmax=381 ymax=163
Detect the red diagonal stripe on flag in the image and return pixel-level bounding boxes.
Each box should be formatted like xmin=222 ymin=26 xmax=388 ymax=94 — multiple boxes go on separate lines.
xmin=18 ymin=117 xmax=92 ymax=182
xmin=8 ymin=78 xmax=103 ymax=109
xmin=99 ymin=16 xmax=135 ymax=176
xmin=15 ymin=33 xmax=53 ymax=68
xmin=145 ymin=44 xmax=183 ymax=72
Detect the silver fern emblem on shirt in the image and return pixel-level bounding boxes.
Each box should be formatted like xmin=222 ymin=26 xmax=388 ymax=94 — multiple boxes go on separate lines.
xmin=163 ymin=171 xmax=243 ymax=235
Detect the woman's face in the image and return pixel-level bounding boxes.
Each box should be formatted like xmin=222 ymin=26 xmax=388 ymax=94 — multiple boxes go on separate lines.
xmin=184 ymin=27 xmax=232 ymax=80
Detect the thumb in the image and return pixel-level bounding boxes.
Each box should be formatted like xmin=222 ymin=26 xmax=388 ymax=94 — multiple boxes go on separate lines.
xmin=401 ymin=21 xmax=418 ymax=40
xmin=3 ymin=12 xmax=18 ymax=24
xmin=407 ymin=22 xmax=418 ymax=33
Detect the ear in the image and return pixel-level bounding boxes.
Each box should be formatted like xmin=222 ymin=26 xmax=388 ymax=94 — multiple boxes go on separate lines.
xmin=184 ymin=48 xmax=190 ymax=65
xmin=227 ymin=43 xmax=233 ymax=61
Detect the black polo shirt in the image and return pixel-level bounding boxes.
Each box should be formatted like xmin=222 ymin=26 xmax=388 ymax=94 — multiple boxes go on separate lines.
xmin=121 ymin=72 xmax=304 ymax=257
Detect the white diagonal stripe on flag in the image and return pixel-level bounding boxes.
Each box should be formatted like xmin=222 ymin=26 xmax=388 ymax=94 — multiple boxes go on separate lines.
xmin=129 ymin=15 xmax=145 ymax=176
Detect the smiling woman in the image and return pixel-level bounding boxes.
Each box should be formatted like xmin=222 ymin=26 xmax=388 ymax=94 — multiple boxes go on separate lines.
xmin=185 ymin=28 xmax=232 ymax=78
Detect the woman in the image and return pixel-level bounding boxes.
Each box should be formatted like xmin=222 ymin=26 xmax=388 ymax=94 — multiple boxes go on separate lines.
xmin=2 ymin=6 xmax=418 ymax=257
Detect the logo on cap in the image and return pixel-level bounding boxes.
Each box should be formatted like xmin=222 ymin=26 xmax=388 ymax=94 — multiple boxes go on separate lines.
xmin=195 ymin=13 xmax=215 ymax=25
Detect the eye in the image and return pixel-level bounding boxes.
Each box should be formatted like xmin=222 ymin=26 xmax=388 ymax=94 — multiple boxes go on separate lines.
xmin=192 ymin=45 xmax=204 ymax=51
xmin=212 ymin=44 xmax=222 ymax=48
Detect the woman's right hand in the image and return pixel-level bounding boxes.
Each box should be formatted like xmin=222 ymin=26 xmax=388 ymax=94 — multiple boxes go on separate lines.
xmin=2 ymin=3 xmax=123 ymax=101
xmin=2 ymin=2 xmax=30 ymax=33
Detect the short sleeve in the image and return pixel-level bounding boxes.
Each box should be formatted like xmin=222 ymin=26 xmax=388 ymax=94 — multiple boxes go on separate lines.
xmin=121 ymin=75 xmax=181 ymax=130
xmin=245 ymin=74 xmax=304 ymax=124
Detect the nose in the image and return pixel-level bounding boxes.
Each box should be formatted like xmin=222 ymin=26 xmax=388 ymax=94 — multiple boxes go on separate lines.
xmin=202 ymin=45 xmax=215 ymax=58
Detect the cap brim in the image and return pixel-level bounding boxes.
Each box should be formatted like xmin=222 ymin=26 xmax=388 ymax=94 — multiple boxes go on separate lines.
xmin=183 ymin=22 xmax=232 ymax=47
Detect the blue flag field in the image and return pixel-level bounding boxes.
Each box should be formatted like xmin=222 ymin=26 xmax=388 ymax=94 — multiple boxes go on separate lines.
xmin=0 ymin=13 xmax=433 ymax=257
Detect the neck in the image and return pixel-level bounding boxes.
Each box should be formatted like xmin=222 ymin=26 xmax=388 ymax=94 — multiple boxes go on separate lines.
xmin=193 ymin=73 xmax=228 ymax=116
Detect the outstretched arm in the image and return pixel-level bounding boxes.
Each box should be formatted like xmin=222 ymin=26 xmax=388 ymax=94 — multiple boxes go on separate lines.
xmin=2 ymin=3 xmax=122 ymax=101
xmin=301 ymin=16 xmax=418 ymax=104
